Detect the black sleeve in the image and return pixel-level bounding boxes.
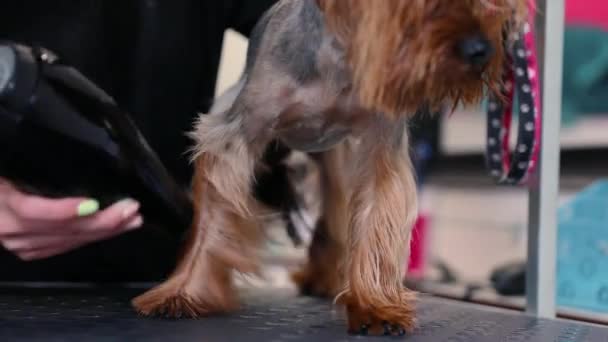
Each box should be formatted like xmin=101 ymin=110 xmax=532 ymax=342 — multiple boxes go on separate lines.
xmin=227 ymin=0 xmax=277 ymax=37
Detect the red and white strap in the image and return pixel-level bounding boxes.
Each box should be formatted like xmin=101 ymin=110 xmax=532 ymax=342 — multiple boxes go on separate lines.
xmin=486 ymin=2 xmax=541 ymax=186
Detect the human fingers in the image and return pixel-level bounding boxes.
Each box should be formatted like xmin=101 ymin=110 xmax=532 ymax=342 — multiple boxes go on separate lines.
xmin=6 ymin=215 xmax=144 ymax=261
xmin=5 ymin=188 xmax=99 ymax=222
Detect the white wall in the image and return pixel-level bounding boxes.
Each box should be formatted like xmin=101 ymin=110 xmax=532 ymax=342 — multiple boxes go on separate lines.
xmin=215 ymin=30 xmax=249 ymax=97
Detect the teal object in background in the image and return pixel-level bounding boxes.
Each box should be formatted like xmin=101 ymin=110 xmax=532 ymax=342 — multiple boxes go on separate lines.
xmin=561 ymin=27 xmax=608 ymax=126
xmin=557 ymin=180 xmax=608 ymax=313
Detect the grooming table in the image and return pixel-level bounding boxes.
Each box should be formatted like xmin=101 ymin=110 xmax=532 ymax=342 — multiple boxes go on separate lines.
xmin=1 ymin=285 xmax=606 ymax=341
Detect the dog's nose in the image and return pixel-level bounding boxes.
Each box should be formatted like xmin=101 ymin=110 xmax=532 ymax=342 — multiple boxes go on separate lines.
xmin=458 ymin=35 xmax=493 ymax=67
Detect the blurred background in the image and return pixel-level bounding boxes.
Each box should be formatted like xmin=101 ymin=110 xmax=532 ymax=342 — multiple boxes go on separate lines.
xmin=218 ymin=0 xmax=608 ymax=325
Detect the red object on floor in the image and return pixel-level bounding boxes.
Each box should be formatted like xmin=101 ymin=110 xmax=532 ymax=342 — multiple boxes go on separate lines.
xmin=408 ymin=214 xmax=428 ymax=278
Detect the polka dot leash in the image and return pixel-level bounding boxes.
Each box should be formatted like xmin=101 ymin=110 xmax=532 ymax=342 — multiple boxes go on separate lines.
xmin=486 ymin=4 xmax=541 ymax=186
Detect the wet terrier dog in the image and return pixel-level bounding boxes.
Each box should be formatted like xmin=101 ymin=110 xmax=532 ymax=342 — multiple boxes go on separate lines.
xmin=133 ymin=0 xmax=527 ymax=336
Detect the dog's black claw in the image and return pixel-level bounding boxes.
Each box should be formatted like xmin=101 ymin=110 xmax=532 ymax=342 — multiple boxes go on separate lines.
xmin=360 ymin=324 xmax=369 ymax=335
xmin=384 ymin=324 xmax=392 ymax=336
xmin=380 ymin=324 xmax=405 ymax=337
xmin=383 ymin=322 xmax=392 ymax=335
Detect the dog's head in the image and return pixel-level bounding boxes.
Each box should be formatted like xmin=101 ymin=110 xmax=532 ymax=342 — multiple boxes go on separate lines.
xmin=318 ymin=0 xmax=529 ymax=115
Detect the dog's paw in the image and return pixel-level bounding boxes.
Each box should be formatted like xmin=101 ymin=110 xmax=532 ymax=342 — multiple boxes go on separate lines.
xmin=132 ymin=284 xmax=232 ymax=319
xmin=132 ymin=288 xmax=198 ymax=318
xmin=342 ymin=292 xmax=416 ymax=336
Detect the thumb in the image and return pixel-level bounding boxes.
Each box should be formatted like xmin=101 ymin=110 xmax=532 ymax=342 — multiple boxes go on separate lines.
xmin=6 ymin=190 xmax=100 ymax=222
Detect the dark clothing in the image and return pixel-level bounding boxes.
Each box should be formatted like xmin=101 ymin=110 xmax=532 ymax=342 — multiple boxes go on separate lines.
xmin=0 ymin=0 xmax=275 ymax=185
xmin=0 ymin=0 xmax=276 ymax=282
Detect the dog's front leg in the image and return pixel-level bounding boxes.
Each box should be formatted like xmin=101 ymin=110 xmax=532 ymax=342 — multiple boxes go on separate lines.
xmin=133 ymin=109 xmax=266 ymax=318
xmin=341 ymin=118 xmax=418 ymax=336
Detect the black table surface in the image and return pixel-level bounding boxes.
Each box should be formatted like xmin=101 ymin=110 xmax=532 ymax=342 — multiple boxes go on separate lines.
xmin=0 ymin=284 xmax=607 ymax=341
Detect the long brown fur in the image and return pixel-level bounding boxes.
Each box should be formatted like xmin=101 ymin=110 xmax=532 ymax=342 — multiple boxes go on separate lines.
xmin=133 ymin=112 xmax=267 ymax=316
xmin=339 ymin=119 xmax=418 ymax=334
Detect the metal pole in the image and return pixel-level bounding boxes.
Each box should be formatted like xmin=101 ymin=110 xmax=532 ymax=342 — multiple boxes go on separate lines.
xmin=526 ymin=0 xmax=565 ymax=318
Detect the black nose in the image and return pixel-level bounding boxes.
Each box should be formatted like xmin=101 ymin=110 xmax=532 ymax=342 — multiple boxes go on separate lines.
xmin=458 ymin=35 xmax=493 ymax=67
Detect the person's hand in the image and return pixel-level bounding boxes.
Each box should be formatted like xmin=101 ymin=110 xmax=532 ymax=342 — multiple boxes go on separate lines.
xmin=0 ymin=178 xmax=143 ymax=261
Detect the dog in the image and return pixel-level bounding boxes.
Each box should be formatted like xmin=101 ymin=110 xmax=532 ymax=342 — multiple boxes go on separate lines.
xmin=132 ymin=0 xmax=528 ymax=336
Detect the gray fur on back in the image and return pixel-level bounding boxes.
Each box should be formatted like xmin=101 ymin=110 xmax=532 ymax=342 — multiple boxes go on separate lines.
xmin=245 ymin=0 xmax=327 ymax=85
xmin=202 ymin=0 xmax=398 ymax=154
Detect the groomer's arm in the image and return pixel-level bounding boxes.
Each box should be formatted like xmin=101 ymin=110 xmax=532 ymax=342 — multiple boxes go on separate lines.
xmin=227 ymin=0 xmax=277 ymax=37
